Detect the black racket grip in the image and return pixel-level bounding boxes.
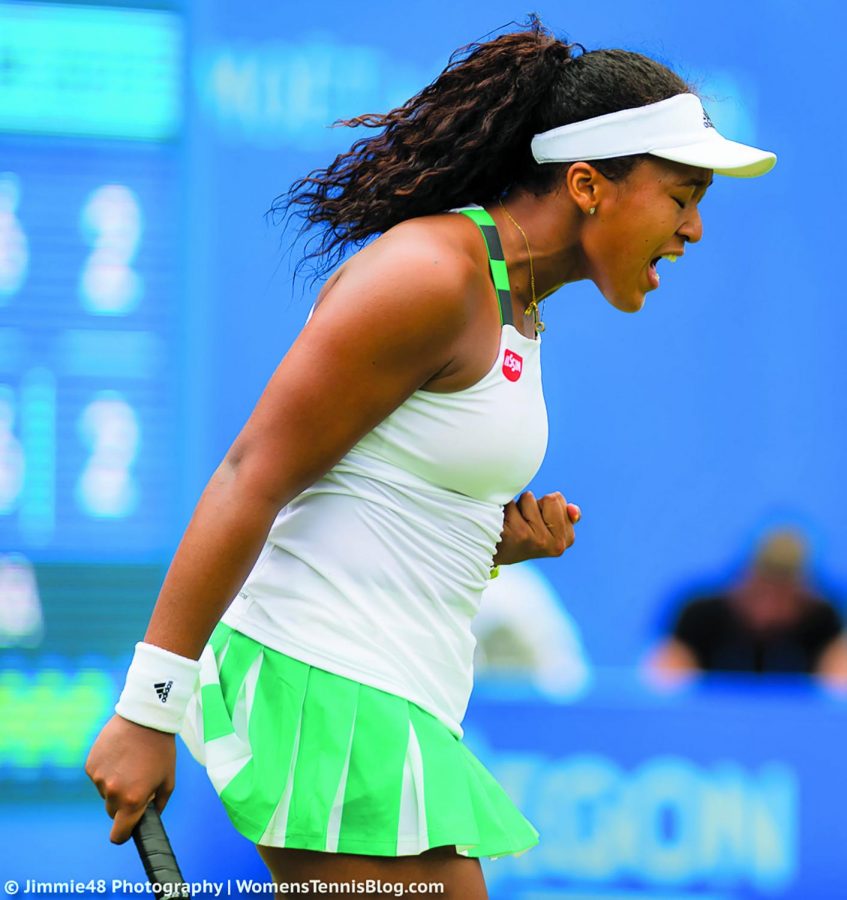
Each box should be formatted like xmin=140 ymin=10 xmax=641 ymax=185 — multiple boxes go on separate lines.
xmin=132 ymin=806 xmax=191 ymax=897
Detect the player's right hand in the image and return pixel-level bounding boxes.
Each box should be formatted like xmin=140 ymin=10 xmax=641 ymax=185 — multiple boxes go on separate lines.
xmin=85 ymin=714 xmax=176 ymax=844
xmin=493 ymin=490 xmax=581 ymax=566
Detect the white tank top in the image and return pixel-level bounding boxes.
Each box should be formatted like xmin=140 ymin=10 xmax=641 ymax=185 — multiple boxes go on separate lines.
xmin=222 ymin=206 xmax=548 ymax=735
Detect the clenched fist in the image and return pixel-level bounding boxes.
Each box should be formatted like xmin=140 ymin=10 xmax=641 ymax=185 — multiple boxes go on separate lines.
xmin=492 ymin=491 xmax=581 ymax=567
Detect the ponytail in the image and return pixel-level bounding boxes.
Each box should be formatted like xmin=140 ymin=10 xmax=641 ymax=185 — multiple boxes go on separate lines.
xmin=272 ymin=15 xmax=689 ymax=278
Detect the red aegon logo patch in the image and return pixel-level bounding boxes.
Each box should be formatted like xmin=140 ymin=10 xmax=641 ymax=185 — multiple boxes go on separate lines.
xmin=502 ymin=349 xmax=523 ymax=382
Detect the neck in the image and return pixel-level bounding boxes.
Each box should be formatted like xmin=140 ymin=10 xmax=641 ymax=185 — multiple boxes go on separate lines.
xmin=489 ymin=188 xmax=588 ymax=312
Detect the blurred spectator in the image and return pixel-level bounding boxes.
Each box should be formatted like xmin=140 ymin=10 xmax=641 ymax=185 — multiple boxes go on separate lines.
xmin=473 ymin=562 xmax=591 ymax=701
xmin=649 ymin=529 xmax=847 ymax=685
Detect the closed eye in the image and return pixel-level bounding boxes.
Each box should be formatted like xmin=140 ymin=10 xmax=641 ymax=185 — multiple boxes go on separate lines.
xmin=672 ymin=197 xmax=686 ymax=209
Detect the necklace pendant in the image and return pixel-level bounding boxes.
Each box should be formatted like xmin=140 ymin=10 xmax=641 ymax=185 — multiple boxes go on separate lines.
xmin=535 ymin=320 xmax=546 ymax=334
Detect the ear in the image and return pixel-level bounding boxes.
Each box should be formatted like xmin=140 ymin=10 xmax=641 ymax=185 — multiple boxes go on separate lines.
xmin=564 ymin=162 xmax=608 ymax=215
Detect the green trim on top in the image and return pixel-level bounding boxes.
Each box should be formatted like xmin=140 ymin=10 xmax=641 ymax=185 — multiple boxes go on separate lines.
xmin=458 ymin=207 xmax=514 ymax=327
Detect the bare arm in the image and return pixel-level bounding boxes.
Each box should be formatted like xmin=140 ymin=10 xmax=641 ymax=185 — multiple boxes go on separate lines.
xmin=142 ymin=460 xmax=282 ymax=656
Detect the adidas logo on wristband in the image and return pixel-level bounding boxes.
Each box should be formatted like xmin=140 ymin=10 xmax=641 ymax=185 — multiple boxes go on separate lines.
xmin=154 ymin=680 xmax=174 ymax=703
xmin=117 ymin=643 xmax=200 ymax=733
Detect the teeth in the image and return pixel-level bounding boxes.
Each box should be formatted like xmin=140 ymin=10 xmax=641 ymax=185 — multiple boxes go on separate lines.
xmin=661 ymin=254 xmax=678 ymax=263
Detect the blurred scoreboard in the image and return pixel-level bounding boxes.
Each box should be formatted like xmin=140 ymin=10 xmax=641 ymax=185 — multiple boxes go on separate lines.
xmin=0 ymin=1 xmax=183 ymax=785
xmin=0 ymin=0 xmax=183 ymax=646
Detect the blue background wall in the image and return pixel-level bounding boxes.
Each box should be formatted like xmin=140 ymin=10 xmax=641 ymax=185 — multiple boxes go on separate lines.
xmin=1 ymin=1 xmax=846 ymax=898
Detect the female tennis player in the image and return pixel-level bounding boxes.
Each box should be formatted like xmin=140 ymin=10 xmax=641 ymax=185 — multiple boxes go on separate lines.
xmin=86 ymin=17 xmax=775 ymax=898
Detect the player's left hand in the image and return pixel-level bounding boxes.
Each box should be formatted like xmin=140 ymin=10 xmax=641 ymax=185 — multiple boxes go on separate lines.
xmin=492 ymin=491 xmax=581 ymax=567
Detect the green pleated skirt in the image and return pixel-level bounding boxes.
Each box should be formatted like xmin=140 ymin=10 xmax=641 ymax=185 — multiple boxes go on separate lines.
xmin=179 ymin=623 xmax=539 ymax=858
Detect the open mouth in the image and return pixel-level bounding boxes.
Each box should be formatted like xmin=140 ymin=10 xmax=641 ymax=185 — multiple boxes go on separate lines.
xmin=647 ymin=254 xmax=679 ymax=289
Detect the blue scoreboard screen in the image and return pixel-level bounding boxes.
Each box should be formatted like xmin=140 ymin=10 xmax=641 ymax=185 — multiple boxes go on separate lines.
xmin=0 ymin=1 xmax=184 ymax=792
xmin=0 ymin=1 xmax=183 ymax=563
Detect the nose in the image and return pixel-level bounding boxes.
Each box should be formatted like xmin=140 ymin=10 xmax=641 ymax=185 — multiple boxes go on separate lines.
xmin=678 ymin=206 xmax=703 ymax=244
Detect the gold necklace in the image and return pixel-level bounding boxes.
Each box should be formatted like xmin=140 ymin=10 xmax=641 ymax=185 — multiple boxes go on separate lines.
xmin=498 ymin=199 xmax=545 ymax=334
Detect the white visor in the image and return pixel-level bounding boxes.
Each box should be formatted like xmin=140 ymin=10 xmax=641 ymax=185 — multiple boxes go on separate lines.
xmin=531 ymin=93 xmax=776 ymax=178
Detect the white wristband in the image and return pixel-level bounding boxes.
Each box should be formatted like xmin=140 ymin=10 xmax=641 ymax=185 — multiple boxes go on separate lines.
xmin=115 ymin=642 xmax=201 ymax=734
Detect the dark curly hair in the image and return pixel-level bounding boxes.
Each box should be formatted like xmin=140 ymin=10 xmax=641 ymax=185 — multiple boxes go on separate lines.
xmin=272 ymin=15 xmax=691 ymax=278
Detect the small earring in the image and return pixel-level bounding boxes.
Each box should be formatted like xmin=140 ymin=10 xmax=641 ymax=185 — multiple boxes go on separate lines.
xmin=588 ymin=207 xmax=596 ymax=216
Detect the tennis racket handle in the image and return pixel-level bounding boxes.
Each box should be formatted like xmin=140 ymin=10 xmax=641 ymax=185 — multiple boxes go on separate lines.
xmin=132 ymin=806 xmax=190 ymax=896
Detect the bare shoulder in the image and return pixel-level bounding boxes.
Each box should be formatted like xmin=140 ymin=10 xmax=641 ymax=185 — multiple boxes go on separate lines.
xmin=376 ymin=211 xmax=486 ymax=277
xmin=313 ymin=212 xmax=488 ymax=325
xmin=300 ymin=210 xmax=499 ymax=395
